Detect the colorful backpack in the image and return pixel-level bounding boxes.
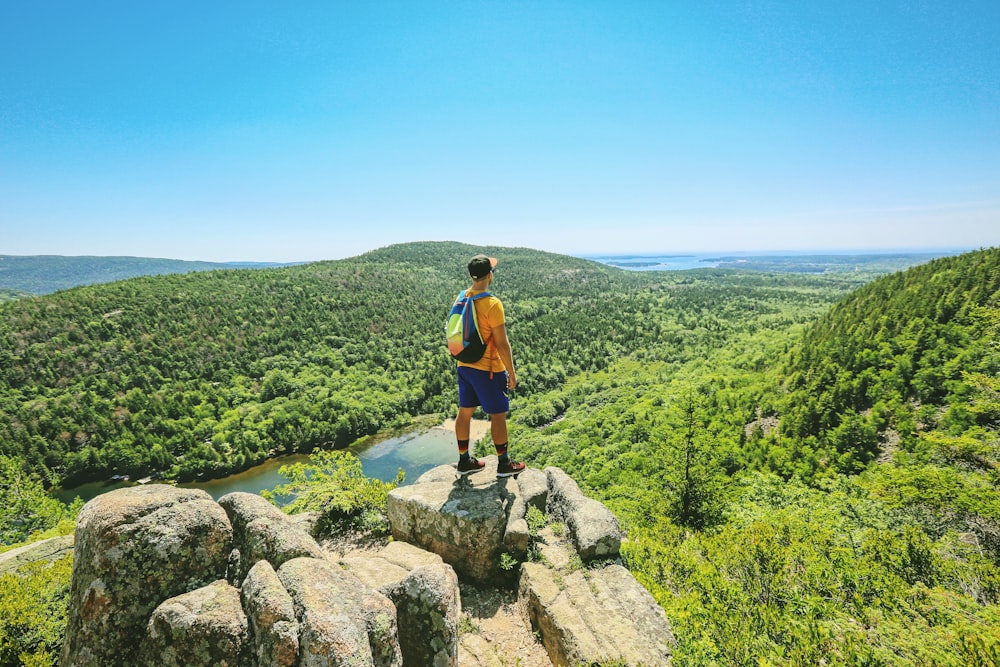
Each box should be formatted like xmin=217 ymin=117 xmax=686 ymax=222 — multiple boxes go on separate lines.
xmin=445 ymin=291 xmax=492 ymax=362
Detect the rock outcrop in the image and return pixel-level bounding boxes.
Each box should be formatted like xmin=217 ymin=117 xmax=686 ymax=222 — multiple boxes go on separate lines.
xmin=521 ymin=526 xmax=675 ymax=666
xmin=140 ymin=579 xmax=250 ymax=666
xmin=545 ymin=466 xmax=622 ymax=561
xmin=61 ymin=463 xmax=674 ymax=667
xmin=340 ymin=541 xmax=462 ymax=667
xmin=61 ymin=485 xmax=232 ymax=667
xmin=387 ymin=457 xmax=513 ymax=584
xmin=277 ymin=557 xmax=402 ymax=667
xmin=241 ymin=561 xmax=300 ymax=667
xmin=60 ymin=485 xmax=407 ymax=667
xmin=389 ymin=459 xmax=673 ymax=666
xmin=0 ymin=534 xmax=74 ymax=575
xmin=219 ymin=491 xmax=326 ymax=584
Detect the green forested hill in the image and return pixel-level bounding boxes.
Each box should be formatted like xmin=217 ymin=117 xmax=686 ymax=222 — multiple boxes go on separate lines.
xmin=0 ymin=254 xmax=289 ymax=295
xmin=504 ymin=246 xmax=1000 ymax=665
xmin=0 ymin=289 xmax=32 ymax=303
xmin=2 ymin=242 xmax=999 ymax=665
xmin=778 ymin=248 xmax=1000 ymax=473
xmin=0 ymin=241 xmax=859 ymax=486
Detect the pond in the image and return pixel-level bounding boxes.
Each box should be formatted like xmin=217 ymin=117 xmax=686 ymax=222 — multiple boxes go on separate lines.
xmin=52 ymin=424 xmax=463 ymax=505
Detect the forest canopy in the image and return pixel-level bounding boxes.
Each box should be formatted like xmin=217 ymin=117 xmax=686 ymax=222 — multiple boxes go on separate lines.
xmin=1 ymin=242 xmax=999 ymax=665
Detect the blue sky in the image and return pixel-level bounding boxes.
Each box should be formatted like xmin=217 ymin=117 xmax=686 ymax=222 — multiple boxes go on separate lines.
xmin=2 ymin=2 xmax=998 ymax=262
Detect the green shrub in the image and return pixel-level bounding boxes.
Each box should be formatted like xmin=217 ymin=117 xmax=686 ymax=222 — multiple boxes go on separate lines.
xmin=262 ymin=449 xmax=403 ymax=534
xmin=0 ymin=555 xmax=73 ymax=667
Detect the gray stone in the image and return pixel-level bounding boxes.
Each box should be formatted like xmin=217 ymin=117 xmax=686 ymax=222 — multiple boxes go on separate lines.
xmin=341 ymin=542 xmax=460 ymax=665
xmin=378 ymin=539 xmax=444 ymax=570
xmin=140 ymin=579 xmax=250 ymax=667
xmin=61 ymin=485 xmax=232 ymax=667
xmin=503 ymin=476 xmax=530 ymax=560
xmin=278 ymin=556 xmax=402 ymax=667
xmin=504 ymin=517 xmax=530 ymax=557
xmin=546 ymin=467 xmax=622 ymax=561
xmin=516 ymin=467 xmax=548 ymax=513
xmin=242 ymin=560 xmax=300 ymax=667
xmin=340 ymin=540 xmax=444 ymax=594
xmin=457 ymin=635 xmax=505 ymax=667
xmin=387 ymin=459 xmax=511 ymax=584
xmin=289 ymin=510 xmax=323 ymax=537
xmin=520 ymin=561 xmax=674 ymax=666
xmin=387 ymin=564 xmax=461 ymax=667
xmin=0 ymin=534 xmax=74 ymax=575
xmin=218 ymin=491 xmax=325 ymax=583
xmin=414 ymin=465 xmax=463 ymax=485
xmin=339 ymin=552 xmax=410 ymax=594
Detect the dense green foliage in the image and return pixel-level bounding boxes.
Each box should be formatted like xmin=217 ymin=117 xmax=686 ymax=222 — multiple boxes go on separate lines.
xmin=501 ymin=248 xmax=1000 ymax=665
xmin=1 ymin=242 xmax=998 ymax=665
xmin=262 ymin=449 xmax=402 ymax=534
xmin=0 ymin=456 xmax=78 ymax=547
xmin=0 ymin=555 xmax=72 ymax=667
xmin=0 ymin=242 xmax=862 ymax=488
xmin=0 ymin=254 xmax=288 ymax=295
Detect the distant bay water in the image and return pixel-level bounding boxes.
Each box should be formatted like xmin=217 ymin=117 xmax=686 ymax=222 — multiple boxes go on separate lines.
xmin=583 ymin=254 xmax=722 ymax=271
xmin=580 ymin=250 xmax=964 ymax=273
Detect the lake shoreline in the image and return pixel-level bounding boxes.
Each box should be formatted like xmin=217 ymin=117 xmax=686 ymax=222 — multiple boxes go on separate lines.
xmin=52 ymin=415 xmax=491 ymax=505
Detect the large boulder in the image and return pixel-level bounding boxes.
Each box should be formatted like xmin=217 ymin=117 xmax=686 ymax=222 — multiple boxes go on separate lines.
xmin=387 ymin=457 xmax=514 ymax=584
xmin=218 ymin=491 xmax=326 ymax=584
xmin=516 ymin=467 xmax=548 ymax=512
xmin=545 ymin=467 xmax=622 ymax=561
xmin=341 ymin=541 xmax=461 ymax=667
xmin=140 ymin=579 xmax=250 ymax=667
xmin=278 ymin=556 xmax=402 ymax=667
xmin=519 ymin=529 xmax=675 ymax=667
xmin=340 ymin=540 xmax=445 ymax=593
xmin=387 ymin=564 xmax=461 ymax=667
xmin=61 ymin=485 xmax=232 ymax=667
xmin=242 ymin=560 xmax=300 ymax=667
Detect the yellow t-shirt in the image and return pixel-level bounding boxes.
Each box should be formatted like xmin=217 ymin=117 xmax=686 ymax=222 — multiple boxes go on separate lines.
xmin=457 ymin=289 xmax=506 ymax=374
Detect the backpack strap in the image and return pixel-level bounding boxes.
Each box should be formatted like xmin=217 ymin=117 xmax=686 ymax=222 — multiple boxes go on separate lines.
xmin=462 ymin=292 xmax=490 ymax=342
xmin=467 ymin=292 xmax=495 ymax=373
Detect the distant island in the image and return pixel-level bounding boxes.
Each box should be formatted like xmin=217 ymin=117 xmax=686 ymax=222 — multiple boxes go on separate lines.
xmin=584 ymin=251 xmax=960 ymax=274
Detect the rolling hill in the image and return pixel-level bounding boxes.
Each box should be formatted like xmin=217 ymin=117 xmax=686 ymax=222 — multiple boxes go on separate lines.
xmin=2 ymin=241 xmax=999 ymax=665
xmin=0 ymin=254 xmax=292 ymax=295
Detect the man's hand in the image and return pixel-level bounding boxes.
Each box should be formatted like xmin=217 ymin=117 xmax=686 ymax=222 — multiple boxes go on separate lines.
xmin=507 ymin=371 xmax=518 ymax=391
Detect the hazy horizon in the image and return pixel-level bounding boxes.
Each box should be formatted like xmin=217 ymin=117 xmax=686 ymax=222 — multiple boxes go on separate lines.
xmin=0 ymin=243 xmax=979 ymax=267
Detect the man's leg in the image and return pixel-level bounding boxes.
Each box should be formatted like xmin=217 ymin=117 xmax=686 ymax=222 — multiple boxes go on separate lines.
xmin=492 ymin=410 xmax=524 ymax=476
xmin=489 ymin=411 xmax=508 ymax=448
xmin=455 ymin=406 xmax=484 ymax=474
xmin=456 ymin=406 xmax=475 ymax=443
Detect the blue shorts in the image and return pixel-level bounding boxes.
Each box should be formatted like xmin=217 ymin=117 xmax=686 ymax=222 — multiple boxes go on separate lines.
xmin=457 ymin=366 xmax=510 ymax=415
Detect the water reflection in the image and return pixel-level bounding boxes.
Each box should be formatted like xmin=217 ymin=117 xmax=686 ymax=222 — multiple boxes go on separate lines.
xmin=53 ymin=425 xmax=460 ymax=505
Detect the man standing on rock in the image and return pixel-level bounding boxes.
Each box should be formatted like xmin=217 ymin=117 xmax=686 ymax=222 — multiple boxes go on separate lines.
xmin=454 ymin=254 xmax=526 ymax=478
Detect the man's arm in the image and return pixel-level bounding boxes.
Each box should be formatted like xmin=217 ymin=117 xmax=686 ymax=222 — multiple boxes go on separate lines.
xmin=492 ymin=323 xmax=518 ymax=390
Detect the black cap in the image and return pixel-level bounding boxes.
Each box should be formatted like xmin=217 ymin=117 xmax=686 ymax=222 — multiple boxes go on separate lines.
xmin=468 ymin=254 xmax=498 ymax=280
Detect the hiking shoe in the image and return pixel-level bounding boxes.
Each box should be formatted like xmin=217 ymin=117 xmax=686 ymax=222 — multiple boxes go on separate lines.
xmin=457 ymin=457 xmax=486 ymax=475
xmin=496 ymin=460 xmax=526 ymax=478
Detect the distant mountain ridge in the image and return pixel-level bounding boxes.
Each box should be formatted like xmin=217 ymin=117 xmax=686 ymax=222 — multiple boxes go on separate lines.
xmin=0 ymin=254 xmax=296 ymax=295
